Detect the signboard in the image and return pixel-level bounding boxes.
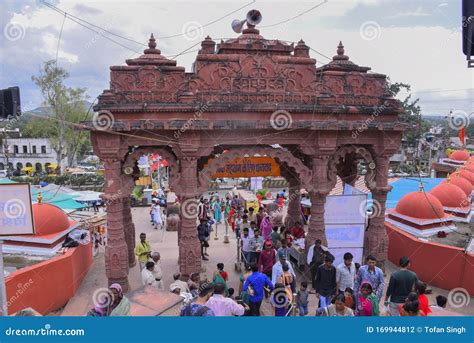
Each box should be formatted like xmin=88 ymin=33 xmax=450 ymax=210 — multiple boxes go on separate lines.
xmin=0 ymin=183 xmax=35 ymax=236
xmin=208 ymin=157 xmax=280 ymax=178
xmin=325 ymin=194 xmax=367 ymax=265
xmin=325 ymin=194 xmax=367 ymax=225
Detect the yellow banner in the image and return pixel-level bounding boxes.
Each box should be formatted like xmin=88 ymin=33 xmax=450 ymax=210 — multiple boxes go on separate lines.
xmin=209 ymin=157 xmax=280 ymax=178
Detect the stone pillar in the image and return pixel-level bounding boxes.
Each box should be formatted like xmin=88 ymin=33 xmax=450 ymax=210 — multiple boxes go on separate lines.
xmin=122 ymin=195 xmax=136 ymax=268
xmin=365 ymin=155 xmax=392 ymax=271
xmin=176 ymin=157 xmax=201 ymax=277
xmin=103 ymin=160 xmax=130 ymax=291
xmin=305 ymin=156 xmax=330 ymax=249
xmin=285 ymin=176 xmax=301 ymax=228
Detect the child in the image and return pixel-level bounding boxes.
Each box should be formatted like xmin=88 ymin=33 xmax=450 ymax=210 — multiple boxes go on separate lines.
xmin=249 ymin=221 xmax=257 ymax=238
xmin=415 ymin=281 xmax=432 ymax=316
xmin=235 ymin=213 xmax=243 ymax=239
xmin=357 ymin=282 xmax=379 ymax=316
xmin=344 ymin=287 xmax=356 ymax=310
xmin=297 ymin=281 xmax=309 ymax=316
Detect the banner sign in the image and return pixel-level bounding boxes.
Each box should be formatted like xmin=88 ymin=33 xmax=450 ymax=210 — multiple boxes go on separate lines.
xmin=208 ymin=157 xmax=280 ymax=178
xmin=325 ymin=194 xmax=367 ymax=265
xmin=0 ymin=183 xmax=35 ymax=236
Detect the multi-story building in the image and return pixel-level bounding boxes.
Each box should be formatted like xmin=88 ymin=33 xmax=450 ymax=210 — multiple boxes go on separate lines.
xmin=0 ymin=137 xmax=69 ymax=173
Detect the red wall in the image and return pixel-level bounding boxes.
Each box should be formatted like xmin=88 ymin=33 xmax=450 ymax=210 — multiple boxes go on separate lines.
xmin=386 ymin=223 xmax=474 ymax=295
xmin=5 ymin=242 xmax=93 ymax=315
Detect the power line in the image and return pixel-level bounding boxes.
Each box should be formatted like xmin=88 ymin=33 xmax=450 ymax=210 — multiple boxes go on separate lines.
xmin=261 ymin=0 xmax=328 ymax=28
xmin=156 ymin=0 xmax=256 ymax=39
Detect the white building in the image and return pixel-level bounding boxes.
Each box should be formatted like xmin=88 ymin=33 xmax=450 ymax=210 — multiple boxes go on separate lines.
xmin=0 ymin=137 xmax=69 ymax=173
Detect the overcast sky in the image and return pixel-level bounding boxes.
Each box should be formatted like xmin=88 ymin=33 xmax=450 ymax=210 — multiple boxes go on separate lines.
xmin=1 ymin=0 xmax=472 ymax=116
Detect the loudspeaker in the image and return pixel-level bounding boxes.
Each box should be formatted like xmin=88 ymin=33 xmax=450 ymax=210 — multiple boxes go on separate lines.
xmin=0 ymin=87 xmax=21 ymax=119
xmin=462 ymin=0 xmax=474 ymax=56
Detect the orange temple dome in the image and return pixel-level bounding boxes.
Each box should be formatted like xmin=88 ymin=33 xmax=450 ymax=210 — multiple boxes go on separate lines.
xmin=449 ymin=150 xmax=470 ymax=161
xmin=430 ymin=183 xmax=470 ymax=209
xmin=443 ymin=174 xmax=473 ymax=197
xmin=32 ymin=203 xmax=72 ymax=236
xmin=395 ymin=191 xmax=447 ymax=220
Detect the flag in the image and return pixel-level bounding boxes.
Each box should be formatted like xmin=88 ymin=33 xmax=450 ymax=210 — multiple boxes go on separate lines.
xmin=151 ymin=161 xmax=159 ymax=172
xmin=459 ymin=127 xmax=465 ymax=146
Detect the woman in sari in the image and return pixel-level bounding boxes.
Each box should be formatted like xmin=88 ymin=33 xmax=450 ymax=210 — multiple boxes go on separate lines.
xmin=88 ymin=284 xmax=130 ymax=316
xmin=213 ymin=197 xmax=222 ymax=224
xmin=357 ymin=281 xmax=379 ymax=316
xmin=239 ymin=264 xmax=253 ymax=305
xmin=260 ymin=214 xmax=273 ymax=241
xmin=212 ymin=263 xmax=229 ymax=295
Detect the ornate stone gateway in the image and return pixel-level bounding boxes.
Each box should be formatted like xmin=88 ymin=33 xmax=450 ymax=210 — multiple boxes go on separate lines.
xmin=83 ymin=21 xmax=404 ymax=290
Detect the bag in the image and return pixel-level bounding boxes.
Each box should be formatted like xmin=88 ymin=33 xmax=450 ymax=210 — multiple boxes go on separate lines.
xmin=247 ymin=281 xmax=255 ymax=297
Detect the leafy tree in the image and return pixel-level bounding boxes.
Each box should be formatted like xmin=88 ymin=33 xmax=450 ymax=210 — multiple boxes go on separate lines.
xmin=386 ymin=78 xmax=429 ymax=147
xmin=31 ymin=60 xmax=91 ymax=173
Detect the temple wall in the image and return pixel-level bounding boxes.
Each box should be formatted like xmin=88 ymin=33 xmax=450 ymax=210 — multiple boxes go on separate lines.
xmin=386 ymin=222 xmax=473 ymax=295
xmin=5 ymin=242 xmax=93 ymax=315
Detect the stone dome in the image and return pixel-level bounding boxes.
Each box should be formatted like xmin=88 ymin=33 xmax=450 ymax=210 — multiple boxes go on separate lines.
xmin=32 ymin=203 xmax=72 ymax=236
xmin=443 ymin=174 xmax=473 ymax=197
xmin=429 ymin=183 xmax=470 ymax=209
xmin=395 ymin=191 xmax=446 ymax=220
xmin=457 ymin=168 xmax=474 ymax=185
xmin=450 ymin=150 xmax=470 ymax=161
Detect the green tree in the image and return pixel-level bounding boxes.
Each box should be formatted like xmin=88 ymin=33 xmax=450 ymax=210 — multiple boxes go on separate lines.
xmin=386 ymin=79 xmax=429 ymax=147
xmin=32 ymin=60 xmax=91 ymax=172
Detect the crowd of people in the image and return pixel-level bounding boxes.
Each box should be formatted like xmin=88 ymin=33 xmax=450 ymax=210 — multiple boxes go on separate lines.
xmin=88 ymin=190 xmax=450 ymax=317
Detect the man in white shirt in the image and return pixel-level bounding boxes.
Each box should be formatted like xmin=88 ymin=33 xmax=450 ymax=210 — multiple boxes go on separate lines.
xmin=169 ymin=272 xmax=191 ymax=295
xmin=142 ymin=261 xmax=159 ymax=287
xmin=150 ymin=252 xmax=164 ymax=290
xmin=240 ymin=227 xmax=253 ymax=265
xmin=205 ymin=283 xmax=245 ymax=316
xmin=336 ymin=252 xmax=356 ymax=293
xmin=272 ymin=250 xmax=296 ymax=286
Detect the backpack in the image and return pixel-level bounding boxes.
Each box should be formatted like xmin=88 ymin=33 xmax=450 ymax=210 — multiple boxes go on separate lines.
xmin=184 ymin=304 xmax=210 ymax=316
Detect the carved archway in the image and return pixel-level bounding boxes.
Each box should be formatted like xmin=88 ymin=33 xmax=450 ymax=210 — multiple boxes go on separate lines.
xmin=197 ymin=146 xmax=312 ymax=193
xmin=122 ymin=146 xmax=180 ymax=192
xmin=328 ymin=145 xmax=376 ymax=191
